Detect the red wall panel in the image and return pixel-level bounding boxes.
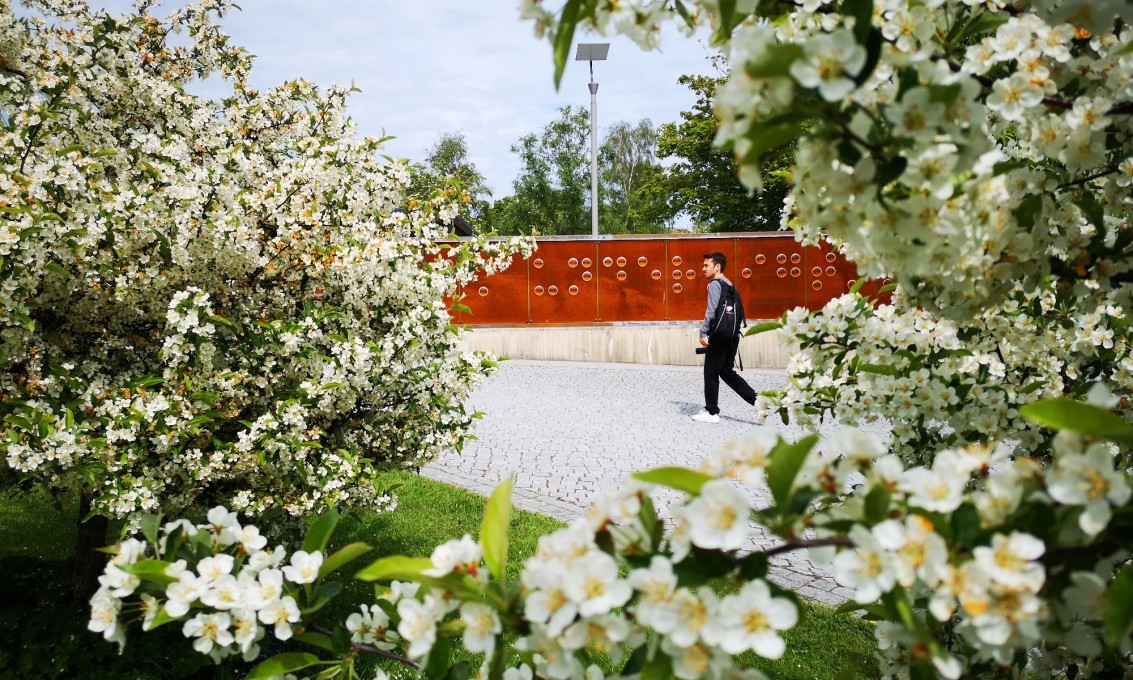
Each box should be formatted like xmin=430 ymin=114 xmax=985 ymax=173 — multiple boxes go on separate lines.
xmin=528 ymin=241 xmax=600 ymax=324
xmin=457 ymin=253 xmax=529 ymax=324
xmin=596 ymin=240 xmax=668 ymax=322
xmin=450 ymin=235 xmax=885 ymax=325
xmin=733 ymin=236 xmax=807 ymax=319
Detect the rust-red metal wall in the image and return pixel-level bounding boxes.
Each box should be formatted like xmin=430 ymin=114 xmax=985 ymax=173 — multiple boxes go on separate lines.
xmin=450 ymin=234 xmax=889 ymax=325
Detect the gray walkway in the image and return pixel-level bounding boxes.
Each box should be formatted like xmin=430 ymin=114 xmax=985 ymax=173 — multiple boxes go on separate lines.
xmin=424 ymin=359 xmax=882 ymax=606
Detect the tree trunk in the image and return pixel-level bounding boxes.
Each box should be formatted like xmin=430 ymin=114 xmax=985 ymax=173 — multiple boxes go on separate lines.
xmin=72 ymin=493 xmax=109 ymax=604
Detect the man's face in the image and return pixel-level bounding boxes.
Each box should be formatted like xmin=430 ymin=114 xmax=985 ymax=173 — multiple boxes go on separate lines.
xmin=702 ymin=258 xmax=720 ymax=279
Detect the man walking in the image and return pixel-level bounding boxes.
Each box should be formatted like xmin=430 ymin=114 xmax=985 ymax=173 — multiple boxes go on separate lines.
xmin=692 ymin=252 xmax=757 ymax=423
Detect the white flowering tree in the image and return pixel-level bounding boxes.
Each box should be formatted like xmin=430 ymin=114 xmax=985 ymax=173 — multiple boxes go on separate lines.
xmin=0 ymin=0 xmax=529 ymax=598
xmin=84 ymin=0 xmax=1133 ymax=677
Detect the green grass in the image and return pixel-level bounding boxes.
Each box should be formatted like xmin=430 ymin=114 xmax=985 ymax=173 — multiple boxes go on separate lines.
xmin=0 ymin=472 xmax=879 ymax=679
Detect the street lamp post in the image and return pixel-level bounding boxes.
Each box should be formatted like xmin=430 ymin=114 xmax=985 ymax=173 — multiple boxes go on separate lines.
xmin=575 ymin=43 xmax=609 ymax=238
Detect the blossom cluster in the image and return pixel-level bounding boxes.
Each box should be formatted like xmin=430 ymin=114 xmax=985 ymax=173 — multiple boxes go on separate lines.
xmin=88 ymin=506 xmax=330 ymax=662
xmin=0 ymin=0 xmax=532 ymax=519
xmin=93 ymin=407 xmax=1133 ymax=678
xmin=757 ymin=285 xmax=1133 ymax=464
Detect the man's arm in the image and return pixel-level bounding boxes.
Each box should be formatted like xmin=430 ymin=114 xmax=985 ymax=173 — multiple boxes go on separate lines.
xmin=700 ymin=279 xmax=722 ymax=339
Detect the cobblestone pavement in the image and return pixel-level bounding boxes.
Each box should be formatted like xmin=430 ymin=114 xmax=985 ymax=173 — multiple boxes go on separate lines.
xmin=424 ymin=359 xmax=890 ymax=606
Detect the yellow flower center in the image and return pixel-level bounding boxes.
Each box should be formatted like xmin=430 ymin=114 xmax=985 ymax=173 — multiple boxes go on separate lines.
xmin=1083 ymin=467 xmax=1110 ymax=500
xmin=743 ymin=609 xmax=769 ymax=634
xmin=712 ymin=506 xmax=737 ymax=530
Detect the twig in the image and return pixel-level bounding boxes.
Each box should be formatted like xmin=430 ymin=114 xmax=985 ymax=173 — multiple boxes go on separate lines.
xmin=764 ymin=537 xmax=853 ymax=557
xmin=310 ymin=625 xmax=424 ymax=671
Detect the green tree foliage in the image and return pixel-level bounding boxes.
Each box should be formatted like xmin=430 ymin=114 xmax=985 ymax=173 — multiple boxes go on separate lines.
xmin=407 ymin=131 xmax=493 ymax=227
xmin=494 ymin=107 xmax=671 ymax=235
xmin=496 ymin=105 xmax=592 ymax=235
xmin=599 ymin=119 xmax=673 ymax=234
xmin=657 ymin=73 xmax=792 ymax=232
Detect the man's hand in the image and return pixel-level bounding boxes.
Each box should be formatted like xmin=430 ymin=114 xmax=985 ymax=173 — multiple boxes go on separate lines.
xmin=699 ymin=336 xmax=709 ymax=347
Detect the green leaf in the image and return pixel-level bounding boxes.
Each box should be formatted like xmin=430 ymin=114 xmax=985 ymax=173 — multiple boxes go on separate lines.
xmin=292 ymin=631 xmax=336 ymax=652
xmin=835 ymin=600 xmax=888 ymax=618
xmin=1106 ymin=566 xmax=1133 ymax=648
xmin=858 ymin=363 xmax=897 ymax=376
xmin=443 ymin=661 xmax=472 ymax=680
xmin=741 ymin=121 xmax=805 ymax=165
xmin=1019 ymin=398 xmax=1133 ymax=444
xmin=120 ymin=559 xmax=176 ymax=585
xmin=739 ymin=552 xmax=769 ymax=580
xmin=639 ymin=492 xmax=662 ymax=549
xmin=840 ymin=0 xmax=874 ymax=43
xmin=876 ymin=156 xmax=908 ymax=186
xmin=744 ymin=44 xmax=805 ymax=79
xmin=331 ymin=624 xmax=353 ymax=654
xmin=425 ymin=635 xmax=452 ymax=680
xmin=863 ymin=485 xmax=891 ymax=524
xmin=622 ymin=645 xmax=649 ymax=675
xmin=746 ymin=321 xmax=782 ymax=336
xmin=1074 ymin=191 xmax=1105 ymax=230
xmin=552 ymin=0 xmax=582 ymax=89
xmin=302 ymin=507 xmax=340 ymax=555
xmin=672 ymin=0 xmax=695 ymax=29
xmin=1014 ymin=193 xmax=1043 ymax=229
xmin=959 ymin=10 xmax=1009 ymax=44
xmin=245 ymin=652 xmax=323 ymax=680
xmin=642 ymin=648 xmax=672 ymax=680
xmin=144 ymin=606 xmax=178 ymax=631
xmin=951 ymin=503 xmax=983 ymax=547
xmin=634 ymin=467 xmax=714 ymax=495
xmin=318 ymin=542 xmax=372 ymax=579
xmin=355 ymin=555 xmax=434 ymax=582
xmin=766 ymin=435 xmax=819 ymax=507
xmin=480 ymin=478 xmax=513 ymax=583
xmin=302 ymin=581 xmax=343 ymax=615
xmin=673 ymin=547 xmax=736 ymax=586
xmin=991 ymin=160 xmax=1026 ymax=177
xmin=140 ymin=513 xmax=162 ymax=546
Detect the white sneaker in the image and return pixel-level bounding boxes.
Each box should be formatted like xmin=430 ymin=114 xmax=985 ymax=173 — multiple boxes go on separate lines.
xmin=692 ymin=410 xmax=720 ymax=423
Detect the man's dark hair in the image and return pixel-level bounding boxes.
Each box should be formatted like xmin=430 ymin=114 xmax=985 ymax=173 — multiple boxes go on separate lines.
xmin=703 ymin=252 xmax=727 ymax=271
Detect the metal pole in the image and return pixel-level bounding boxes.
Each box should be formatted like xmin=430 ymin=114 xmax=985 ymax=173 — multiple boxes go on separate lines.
xmin=589 ymin=60 xmax=599 ymax=237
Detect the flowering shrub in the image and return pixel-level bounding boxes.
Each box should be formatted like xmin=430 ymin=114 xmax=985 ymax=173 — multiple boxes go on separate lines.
xmin=754 ymin=284 xmax=1133 ymax=464
xmin=93 ymin=398 xmax=1133 ymax=678
xmin=0 ymin=0 xmax=531 ymax=521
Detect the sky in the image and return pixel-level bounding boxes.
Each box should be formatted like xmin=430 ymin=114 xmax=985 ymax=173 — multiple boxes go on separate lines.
xmin=87 ymin=1 xmax=719 ymax=201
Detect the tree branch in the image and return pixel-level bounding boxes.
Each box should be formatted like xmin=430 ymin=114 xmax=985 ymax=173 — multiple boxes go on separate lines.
xmin=764 ymin=537 xmax=852 ymax=557
xmin=310 ymin=625 xmax=424 ymax=671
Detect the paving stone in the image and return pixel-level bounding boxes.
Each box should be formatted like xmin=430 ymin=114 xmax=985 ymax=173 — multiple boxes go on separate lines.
xmin=422 ymin=359 xmax=892 ymax=607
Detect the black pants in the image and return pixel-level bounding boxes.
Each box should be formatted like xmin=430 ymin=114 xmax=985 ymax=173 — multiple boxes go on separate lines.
xmin=704 ymin=338 xmax=756 ymax=415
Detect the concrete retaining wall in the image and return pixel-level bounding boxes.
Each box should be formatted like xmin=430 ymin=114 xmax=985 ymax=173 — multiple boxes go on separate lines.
xmin=457 ymin=323 xmax=796 ymax=368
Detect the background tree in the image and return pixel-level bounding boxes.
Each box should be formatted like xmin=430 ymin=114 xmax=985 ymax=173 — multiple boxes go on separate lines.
xmin=494 ymin=108 xmax=671 ymax=235
xmin=657 ymin=72 xmax=792 ymax=232
xmin=495 ymin=105 xmax=591 ymax=235
xmin=599 ymin=119 xmax=673 ymax=233
xmin=407 ymin=131 xmax=493 ymax=229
